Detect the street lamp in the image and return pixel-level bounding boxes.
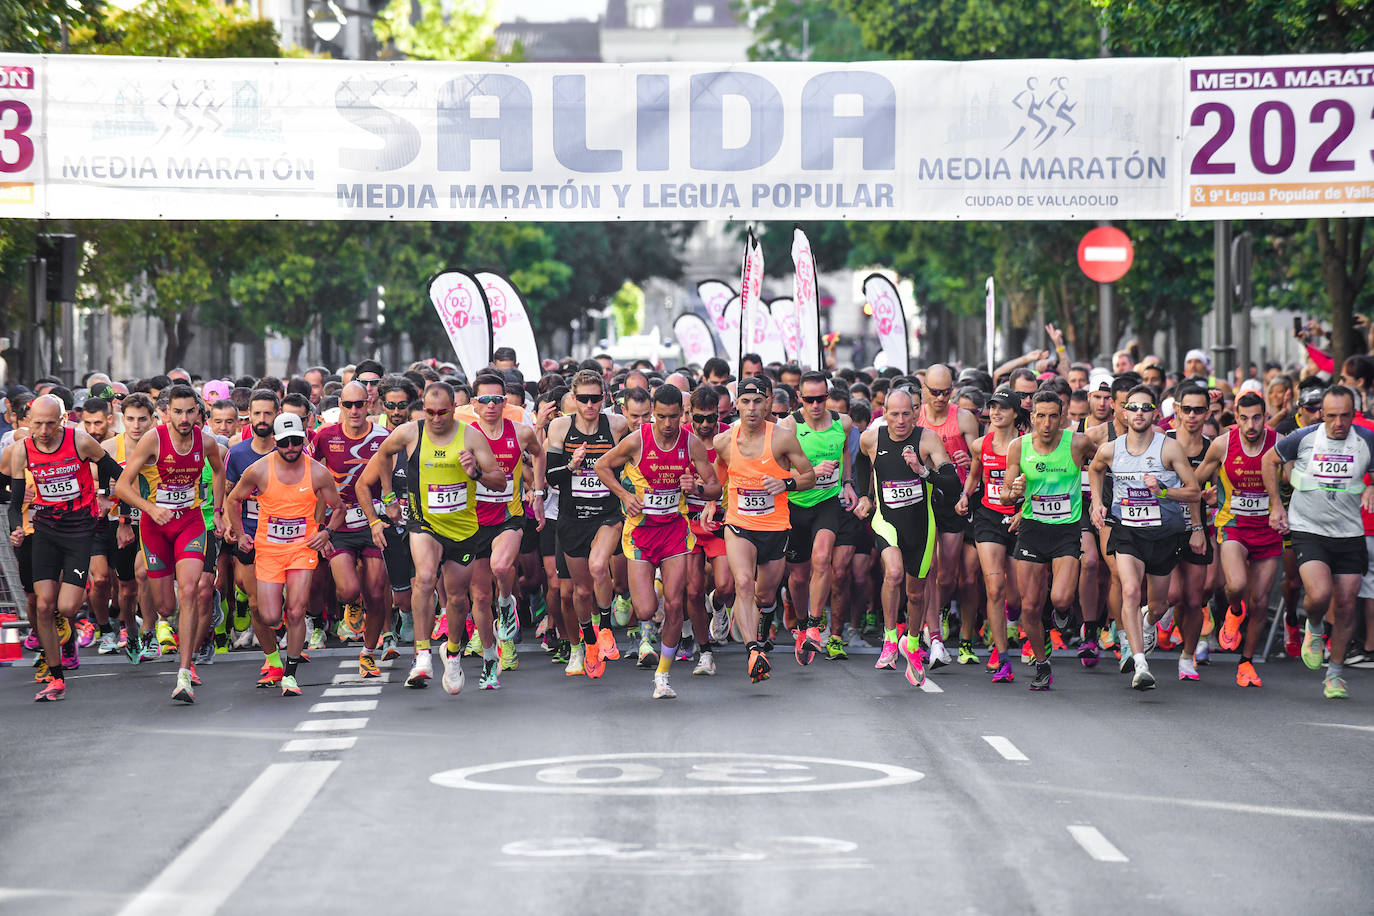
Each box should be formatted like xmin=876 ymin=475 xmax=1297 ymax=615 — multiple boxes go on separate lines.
xmin=308 ymin=0 xmax=347 ymax=46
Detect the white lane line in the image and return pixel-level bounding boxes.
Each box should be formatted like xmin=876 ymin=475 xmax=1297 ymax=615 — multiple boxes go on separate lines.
xmin=1015 ymin=781 xmax=1374 ymax=825
xmin=280 ymin=737 xmax=357 ymax=753
xmin=1303 ymin=722 xmax=1374 ymax=734
xmin=294 ymin=717 xmax=369 ymax=732
xmin=307 ymin=700 xmax=378 ymax=714
xmin=115 ymin=760 xmax=338 ymax=916
xmin=982 ymin=736 xmax=1029 ymax=762
xmin=65 ymin=672 xmax=120 ymax=680
xmin=321 ymin=686 xmax=383 ymax=697
xmin=335 ymin=658 xmax=393 ymax=669
xmin=331 ymin=672 xmax=391 ymax=684
xmin=919 ymin=678 xmax=943 ymax=694
xmin=1067 ymin=825 xmax=1128 ymax=863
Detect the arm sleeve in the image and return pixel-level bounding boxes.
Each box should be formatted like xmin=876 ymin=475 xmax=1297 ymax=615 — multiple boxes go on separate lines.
xmin=929 ymin=462 xmax=960 ymax=500
xmin=852 ymin=451 xmax=872 ymax=499
xmin=546 ymin=448 xmax=571 ymax=487
xmin=97 ymin=453 xmax=123 ymax=492
xmin=0 ymin=471 xmax=8 ymax=505
xmin=7 ymin=472 xmax=22 ymax=527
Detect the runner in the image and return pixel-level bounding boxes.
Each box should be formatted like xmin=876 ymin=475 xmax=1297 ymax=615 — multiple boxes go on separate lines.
xmin=1264 ymin=385 xmax=1374 ymax=699
xmin=114 ymin=384 xmax=227 ymax=704
xmin=225 ymin=413 xmax=342 ymax=697
xmin=1003 ymin=391 xmax=1097 ymax=690
xmin=595 ymin=384 xmax=721 ymax=698
xmin=101 ymin=393 xmax=155 ymax=662
xmin=683 ymin=383 xmax=733 ymax=673
xmin=1088 ymin=386 xmax=1202 ymax=691
xmin=852 ymin=385 xmax=958 ymax=688
xmin=709 ymin=376 xmax=816 ymax=684
xmin=80 ymin=397 xmax=120 ymax=653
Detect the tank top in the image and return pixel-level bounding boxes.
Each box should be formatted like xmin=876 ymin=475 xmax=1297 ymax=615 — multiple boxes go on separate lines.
xmin=316 ymin=421 xmax=390 ymax=532
xmin=871 ymin=426 xmax=931 ymax=525
xmin=560 ymin=414 xmax=620 ymax=522
xmin=686 ymin=422 xmax=727 ymax=522
xmin=253 ymin=456 xmax=320 ymax=550
xmin=1109 ymin=431 xmax=1185 ymax=534
xmin=979 ymin=433 xmax=1015 ymax=515
xmin=1019 ymin=430 xmax=1081 ymax=525
xmin=115 ymin=433 xmax=142 ymax=524
xmin=724 ymin=422 xmax=790 ymax=531
xmin=790 ymin=409 xmax=846 ymax=508
xmin=624 ymin=423 xmax=692 ymax=528
xmin=407 ymin=421 xmax=479 ymax=541
xmin=1168 ymin=429 xmax=1213 ymax=526
xmin=1214 ymin=426 xmax=1276 ymax=529
xmin=921 ymin=404 xmax=971 ymax=485
xmin=139 ymin=425 xmax=206 ymax=518
xmin=25 ymin=428 xmax=97 ymax=528
xmin=474 ymin=419 xmax=524 ymax=526
xmin=390 ymin=449 xmax=411 ymax=527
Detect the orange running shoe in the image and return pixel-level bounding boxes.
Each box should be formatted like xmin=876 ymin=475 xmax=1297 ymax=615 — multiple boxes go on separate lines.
xmin=189 ymin=664 xmax=202 ymax=686
xmin=1236 ymin=660 xmax=1262 ymax=687
xmin=986 ymin=647 xmax=1000 ymax=672
xmin=596 ymin=626 xmax=620 ymax=662
xmin=1219 ymin=604 xmax=1244 ymax=651
xmin=1050 ymin=630 xmax=1067 ymax=652
xmin=748 ymin=648 xmax=771 ymax=683
xmin=256 ymin=665 xmax=284 ymax=688
xmin=1200 ymin=607 xmax=1215 ymax=637
xmin=585 ymin=638 xmax=606 ymax=679
xmin=359 ymin=653 xmax=381 ymax=678
xmin=1156 ymin=625 xmax=1180 ymax=652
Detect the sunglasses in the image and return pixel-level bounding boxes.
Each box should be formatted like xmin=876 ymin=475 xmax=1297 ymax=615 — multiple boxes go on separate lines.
xmin=1124 ymin=404 xmax=1156 ymax=413
xmin=113 ymin=393 xmax=126 ymax=401
xmin=358 ymin=378 xmax=381 ymax=386
xmin=1177 ymin=405 xmax=1207 ymax=415
xmin=383 ymin=400 xmax=408 ymax=410
xmin=277 ymin=436 xmax=305 ymax=448
xmin=772 ymin=410 xmax=791 ymax=419
xmin=425 ymin=407 xmax=451 ymax=417
xmin=925 ymin=387 xmax=951 ymax=398
xmin=800 ymin=394 xmax=828 ymax=405
xmin=475 ymin=394 xmax=505 ymax=405
xmin=691 ymin=413 xmax=717 ymax=424
xmin=575 ymin=393 xmax=603 ymax=404
xmin=340 ymin=399 xmax=366 ymax=409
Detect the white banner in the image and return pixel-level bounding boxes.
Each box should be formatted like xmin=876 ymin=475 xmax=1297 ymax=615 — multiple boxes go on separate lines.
xmin=697 ymin=279 xmax=735 ymax=353
xmin=791 ymin=226 xmax=823 ymax=371
xmin=1181 ymin=54 xmax=1374 ymax=218
xmin=673 ymin=313 xmax=717 ymax=367
xmin=863 ymin=273 xmax=908 ymax=374
xmin=738 ymin=229 xmax=765 ymax=373
xmin=427 ymin=269 xmax=492 ymax=380
xmin=770 ymin=297 xmax=802 ymax=363
xmin=476 ymin=270 xmax=540 ymax=377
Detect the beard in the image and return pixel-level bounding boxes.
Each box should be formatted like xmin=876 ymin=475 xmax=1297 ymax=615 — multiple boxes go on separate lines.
xmin=279 ymin=448 xmax=302 ymax=463
xmin=253 ymin=423 xmax=272 ymax=439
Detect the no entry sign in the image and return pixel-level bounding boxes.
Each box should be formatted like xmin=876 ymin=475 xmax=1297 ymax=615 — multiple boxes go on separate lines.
xmin=1077 ymin=226 xmax=1134 ymax=283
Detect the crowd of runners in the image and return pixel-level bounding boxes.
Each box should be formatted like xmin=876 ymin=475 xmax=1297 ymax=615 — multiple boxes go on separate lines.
xmin=7 ymin=333 xmax=1374 ymax=704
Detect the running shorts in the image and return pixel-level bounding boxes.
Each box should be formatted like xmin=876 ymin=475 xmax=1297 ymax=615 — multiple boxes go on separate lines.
xmin=383 ymin=524 xmax=412 ymax=592
xmin=202 ymin=533 xmax=221 ymax=575
xmin=331 ymin=527 xmax=382 ymax=561
xmin=1217 ymin=523 xmax=1282 ymax=561
xmin=254 ymin=541 xmax=319 ymax=585
xmin=784 ymin=497 xmax=842 ymax=564
xmin=624 ymin=516 xmax=694 ymax=566
xmin=112 ymin=524 xmax=138 ymax=582
xmin=1290 ymin=531 xmax=1368 ymax=577
xmin=1013 ymin=518 xmax=1081 ymax=565
xmin=1107 ymin=526 xmax=1185 ymax=578
xmin=972 ymin=504 xmax=1016 ymax=549
xmin=725 ymin=525 xmax=788 ymax=564
xmin=140 ymin=511 xmax=208 ymax=579
xmin=31 ymin=520 xmax=95 ymax=588
xmin=409 ymin=524 xmax=481 ymax=568
xmin=1179 ymin=527 xmax=1215 ymax=567
xmin=520 ymin=516 xmax=540 ymax=555
xmin=90 ymin=517 xmax=117 ymax=558
xmin=467 ymin=516 xmax=525 ymax=562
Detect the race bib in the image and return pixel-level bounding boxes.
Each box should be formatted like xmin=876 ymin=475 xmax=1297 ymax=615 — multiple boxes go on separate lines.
xmin=155 ymin=485 xmax=195 ymax=509
xmin=266 ymin=515 xmax=306 ymax=544
xmin=128 ymin=506 xmax=142 ymax=524
xmin=815 ymin=466 xmax=840 ymax=488
xmin=1031 ymin=492 xmax=1072 ymax=521
xmin=737 ymin=488 xmax=775 ymax=516
xmin=476 ymin=475 xmax=516 ymax=504
xmin=880 ymin=479 xmax=925 ymax=509
xmin=1120 ymin=487 xmax=1162 ymax=527
xmin=426 ymin=483 xmax=468 ymax=514
xmin=244 ymin=499 xmax=259 ymax=521
xmin=1228 ymin=488 xmax=1268 ymax=516
xmin=572 ymin=469 xmax=610 ymax=499
xmin=642 ymin=487 xmax=681 ymax=515
xmin=1313 ymin=452 xmax=1355 ymax=489
xmin=985 ymin=468 xmax=1005 ymax=503
xmin=36 ymin=474 xmax=79 ymax=500
xmin=1081 ymin=468 xmax=1092 ymax=493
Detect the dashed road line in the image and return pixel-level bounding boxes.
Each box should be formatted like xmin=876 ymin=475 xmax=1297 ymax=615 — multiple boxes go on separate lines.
xmin=307 ymin=699 xmax=379 ymax=714
xmin=280 ymin=736 xmax=358 ymax=753
xmin=982 ymin=735 xmax=1028 ymax=761
xmin=1067 ymin=825 xmax=1129 ymax=862
xmin=321 ymin=685 xmax=383 ymax=697
xmin=331 ymin=671 xmax=391 ymax=684
xmin=918 ymin=678 xmax=943 ymax=693
xmin=295 ymin=717 xmax=369 ymax=732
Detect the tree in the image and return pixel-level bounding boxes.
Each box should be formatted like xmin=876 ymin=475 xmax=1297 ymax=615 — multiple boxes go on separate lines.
xmin=834 ymin=0 xmax=1099 ymax=61
xmin=609 ymin=281 xmax=645 ymax=337
xmin=373 ymin=0 xmax=499 ymax=61
xmin=738 ymin=0 xmax=879 ymax=62
xmin=0 ymin=0 xmax=104 ymax=54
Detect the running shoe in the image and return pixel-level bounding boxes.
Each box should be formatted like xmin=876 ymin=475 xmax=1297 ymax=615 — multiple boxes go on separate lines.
xmin=1194 ymin=639 xmax=1210 ymax=665
xmin=1201 ymin=605 xmax=1215 ymax=637
xmin=1348 ymin=648 xmax=1374 ymax=669
xmin=1020 ymin=639 xmax=1033 ymax=666
xmin=612 ymin=593 xmax=633 ymax=628
xmin=155 ymin=620 xmax=176 ymax=654
xmin=652 ymin=671 xmax=676 ymax=699
xmin=1284 ymin=623 xmax=1301 ymax=659
xmin=693 ymin=648 xmax=716 ymax=676
xmin=986 ymin=646 xmax=1001 ymax=672
xmin=793 ymin=629 xmax=816 ymax=666
xmin=1131 ymin=661 xmax=1156 ymax=691
xmin=379 ymin=631 xmax=400 ymax=661
xmin=479 ymin=658 xmax=500 ymax=690
xmin=1140 ymin=608 xmax=1157 ymax=654
xmin=862 ymin=612 xmax=879 ymax=634
xmin=1156 ymin=624 xmax=1181 ymax=652
xmin=1100 ymin=623 xmax=1117 ymax=650
xmin=804 ymin=625 xmax=825 ymax=661
xmin=343 ymin=602 xmax=365 ymax=637
xmin=76 ymin=619 xmax=96 ymax=648
xmin=929 ymin=636 xmax=951 ymax=669
xmin=1323 ymin=675 xmax=1349 ymax=699
xmin=441 ymin=643 xmax=465 ymax=695
xmin=825 ymin=635 xmax=848 ymax=660
xmin=708 ymin=597 xmax=731 ymax=644
xmin=597 ymin=625 xmax=621 ymax=662
xmin=875 ymin=640 xmax=899 ymax=670
xmin=1218 ymin=605 xmax=1244 ymax=651
xmin=307 ymin=618 xmax=326 ymax=651
xmin=1030 ymin=661 xmax=1053 ymax=690
xmin=1178 ymin=656 xmax=1199 ymax=681
xmin=22 ymin=631 xmax=39 ymax=651
xmin=397 ymin=611 xmax=414 ymax=643
xmin=897 ymin=639 xmax=926 ymax=687
xmin=1078 ymin=640 xmax=1100 ymax=668
xmin=463 ymin=631 xmax=483 ymax=657
xmin=140 ymin=635 xmax=162 ymax=662
xmin=33 ymin=657 xmax=50 ymax=683
xmin=60 ymin=641 xmax=79 ymax=671
xmin=55 ymin=616 xmax=72 ymax=645
xmin=552 ymin=640 xmax=571 ymax=665
xmin=405 ymin=651 xmax=433 ymax=688
xmin=1235 ymin=660 xmax=1262 ymax=687
xmin=1300 ymin=622 xmax=1325 ymax=670
xmin=1050 ymin=629 xmax=1067 ymax=652
xmin=497 ymin=595 xmax=519 ymax=642
xmin=188 ymin=664 xmax=202 ymax=686
xmin=585 ymin=636 xmax=606 ymax=679
xmin=118 ymin=626 xmax=128 ymax=649
xmin=359 ymin=652 xmax=381 ymax=679
xmin=991 ymin=661 xmax=1014 ymax=683
xmin=34 ymin=677 xmax=65 ymax=702
xmin=1051 ymin=607 xmax=1071 ymax=631
xmin=432 ymin=610 xmax=448 ymax=642
xmin=192 ymin=636 xmax=215 ymax=667
xmin=675 ymin=638 xmax=694 ymax=662
xmin=172 ymin=669 xmax=195 ymax=704
xmin=1118 ymin=632 xmax=1134 ymax=673
xmin=636 ymin=630 xmax=657 ymax=669
xmin=957 ymin=641 xmax=978 ymax=665
xmin=564 ymin=643 xmax=586 ymax=676
xmin=498 ymin=639 xmax=518 ymax=670
xmin=529 ymin=591 xmax=548 ymax=622
xmin=97 ymin=629 xmax=120 ymax=655
xmin=280 ymin=674 xmax=301 ymax=697
xmin=748 ymin=647 xmax=771 ymax=683
xmin=256 ymin=665 xmax=284 ymax=688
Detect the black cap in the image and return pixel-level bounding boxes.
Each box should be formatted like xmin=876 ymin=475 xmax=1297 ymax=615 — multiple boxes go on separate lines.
xmin=988 ymin=388 xmax=1019 ymax=409
xmin=737 ymin=377 xmax=769 ymax=398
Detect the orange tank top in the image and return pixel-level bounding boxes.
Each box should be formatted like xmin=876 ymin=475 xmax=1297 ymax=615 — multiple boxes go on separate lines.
xmin=253 ymin=457 xmax=319 ymax=550
xmin=724 ymin=422 xmax=790 ymax=531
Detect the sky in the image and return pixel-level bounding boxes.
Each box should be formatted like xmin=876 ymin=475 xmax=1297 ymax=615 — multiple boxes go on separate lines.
xmin=494 ymin=0 xmax=605 ymax=21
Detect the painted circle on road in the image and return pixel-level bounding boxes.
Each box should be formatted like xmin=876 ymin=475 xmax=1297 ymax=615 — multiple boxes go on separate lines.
xmin=430 ymin=752 xmax=924 ymax=796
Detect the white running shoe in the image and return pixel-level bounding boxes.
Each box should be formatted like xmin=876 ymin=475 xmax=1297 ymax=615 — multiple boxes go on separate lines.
xmin=1178 ymin=656 xmax=1199 ymax=681
xmin=693 ymin=649 xmax=716 ymax=676
xmin=441 ymin=643 xmax=465 ymax=695
xmin=929 ymin=636 xmax=951 ymax=669
xmin=1131 ymin=659 xmax=1157 ymax=690
xmin=1140 ymin=607 xmax=1157 ymax=654
xmin=405 ymin=650 xmax=433 ymax=688
xmin=652 ymin=672 xmax=676 ymax=699
xmin=564 ymin=643 xmax=586 ymax=676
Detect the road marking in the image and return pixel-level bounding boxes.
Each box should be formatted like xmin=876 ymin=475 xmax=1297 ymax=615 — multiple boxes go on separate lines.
xmin=1067 ymin=825 xmax=1128 ymax=863
xmin=114 ymin=761 xmax=338 ymax=916
xmin=65 ymin=672 xmax=120 ymax=679
xmin=307 ymin=700 xmax=378 ymax=713
xmin=1014 ymin=781 xmax=1374 ymax=825
xmin=331 ymin=671 xmax=391 ymax=684
xmin=1303 ymin=722 xmax=1374 ymax=734
xmin=336 ymin=658 xmax=393 ymax=669
xmin=918 ymin=678 xmax=943 ymax=693
xmin=295 ymin=717 xmax=369 ymax=732
xmin=280 ymin=737 xmax=357 ymax=753
xmin=982 ymin=736 xmax=1028 ymax=761
xmin=321 ymin=686 xmax=383 ymax=697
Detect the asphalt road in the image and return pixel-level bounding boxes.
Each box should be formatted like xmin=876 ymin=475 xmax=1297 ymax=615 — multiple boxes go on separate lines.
xmin=2 ymin=638 xmax=1371 ymax=916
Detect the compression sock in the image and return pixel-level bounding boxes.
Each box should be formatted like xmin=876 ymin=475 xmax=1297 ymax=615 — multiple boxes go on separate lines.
xmin=757 ymin=605 xmax=776 ymax=642
xmin=580 ymin=620 xmax=598 ymax=646
xmin=907 ymin=630 xmax=921 ymax=654
xmin=884 ymin=628 xmax=900 ymax=645
xmin=1083 ymin=620 xmax=1100 ymax=643
xmin=447 ymin=633 xmax=463 ymax=655
xmin=264 ymin=650 xmax=282 ymax=669
xmin=285 ymin=655 xmax=301 ymax=677
xmin=657 ymin=645 xmax=674 ymax=674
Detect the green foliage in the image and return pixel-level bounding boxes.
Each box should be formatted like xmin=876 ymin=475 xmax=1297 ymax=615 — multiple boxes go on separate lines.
xmin=610 ymin=281 xmax=645 ymax=337
xmin=1095 ymin=0 xmax=1374 ymax=56
xmin=71 ymin=0 xmax=281 ymax=57
xmin=737 ymin=0 xmax=878 ymax=62
xmin=834 ymin=0 xmax=1100 ymax=61
xmin=373 ymin=0 xmax=499 ymax=61
xmin=0 ymin=0 xmax=104 ymax=54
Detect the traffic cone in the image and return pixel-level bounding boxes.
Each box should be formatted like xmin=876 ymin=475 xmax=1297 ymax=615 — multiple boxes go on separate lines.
xmin=0 ymin=613 xmax=21 ymax=666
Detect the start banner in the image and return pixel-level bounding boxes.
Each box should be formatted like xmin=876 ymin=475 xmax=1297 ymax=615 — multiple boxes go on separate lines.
xmin=0 ymin=52 xmax=1369 ymax=221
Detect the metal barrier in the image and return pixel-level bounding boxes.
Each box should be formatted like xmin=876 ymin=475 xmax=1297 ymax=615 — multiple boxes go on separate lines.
xmin=0 ymin=514 xmax=29 ymax=628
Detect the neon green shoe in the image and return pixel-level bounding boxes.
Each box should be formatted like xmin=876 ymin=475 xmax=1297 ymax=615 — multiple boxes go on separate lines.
xmin=155 ymin=620 xmax=176 ymax=653
xmin=1324 ymin=675 xmax=1349 ymax=699
xmin=463 ymin=631 xmax=483 ymax=657
xmin=825 ymin=635 xmax=847 ymax=660
xmin=957 ymin=641 xmax=978 ymax=665
xmin=1301 ymin=622 xmax=1325 ymax=670
xmin=612 ymin=594 xmax=633 ymax=627
xmin=498 ymin=639 xmax=518 ymax=671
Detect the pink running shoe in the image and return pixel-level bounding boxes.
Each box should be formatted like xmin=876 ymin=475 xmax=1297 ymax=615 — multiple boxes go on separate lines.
xmin=897 ymin=639 xmax=926 ymax=687
xmin=875 ymin=640 xmax=899 ymax=669
xmin=76 ymin=619 xmax=96 ymax=648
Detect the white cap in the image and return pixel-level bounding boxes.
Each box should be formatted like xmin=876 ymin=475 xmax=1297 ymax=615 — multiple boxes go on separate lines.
xmin=1184 ymin=348 xmax=1212 ymax=370
xmin=273 ymin=413 xmax=306 ymax=442
xmin=1239 ymin=378 xmax=1264 ymax=395
xmin=1088 ymin=369 xmax=1114 ymax=392
xmin=1160 ymin=396 xmax=1175 ymax=419
xmin=321 ymin=406 xmax=341 ymax=426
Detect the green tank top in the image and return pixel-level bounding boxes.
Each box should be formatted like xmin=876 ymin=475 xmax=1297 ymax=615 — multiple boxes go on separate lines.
xmin=199 ymin=461 xmax=214 ymax=529
xmin=789 ymin=410 xmax=845 ymax=508
xmin=1018 ymin=429 xmax=1081 ymax=525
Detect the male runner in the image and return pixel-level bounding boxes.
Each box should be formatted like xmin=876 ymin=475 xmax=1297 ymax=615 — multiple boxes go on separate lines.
xmin=1264 ymin=386 xmax=1374 ymax=699
xmin=80 ymin=397 xmax=120 ymax=653
xmin=225 ymin=413 xmax=342 ymax=697
xmin=101 ymin=393 xmax=156 ymax=662
xmin=683 ymin=384 xmax=733 ymax=673
xmin=1163 ymin=383 xmax=1218 ymax=681
xmin=709 ymin=376 xmax=816 ymax=683
xmin=595 ymin=384 xmax=721 ymax=697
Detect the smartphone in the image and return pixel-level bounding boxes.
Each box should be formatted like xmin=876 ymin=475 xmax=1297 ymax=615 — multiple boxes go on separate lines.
xmin=1293 ymin=316 xmax=1303 ymax=336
